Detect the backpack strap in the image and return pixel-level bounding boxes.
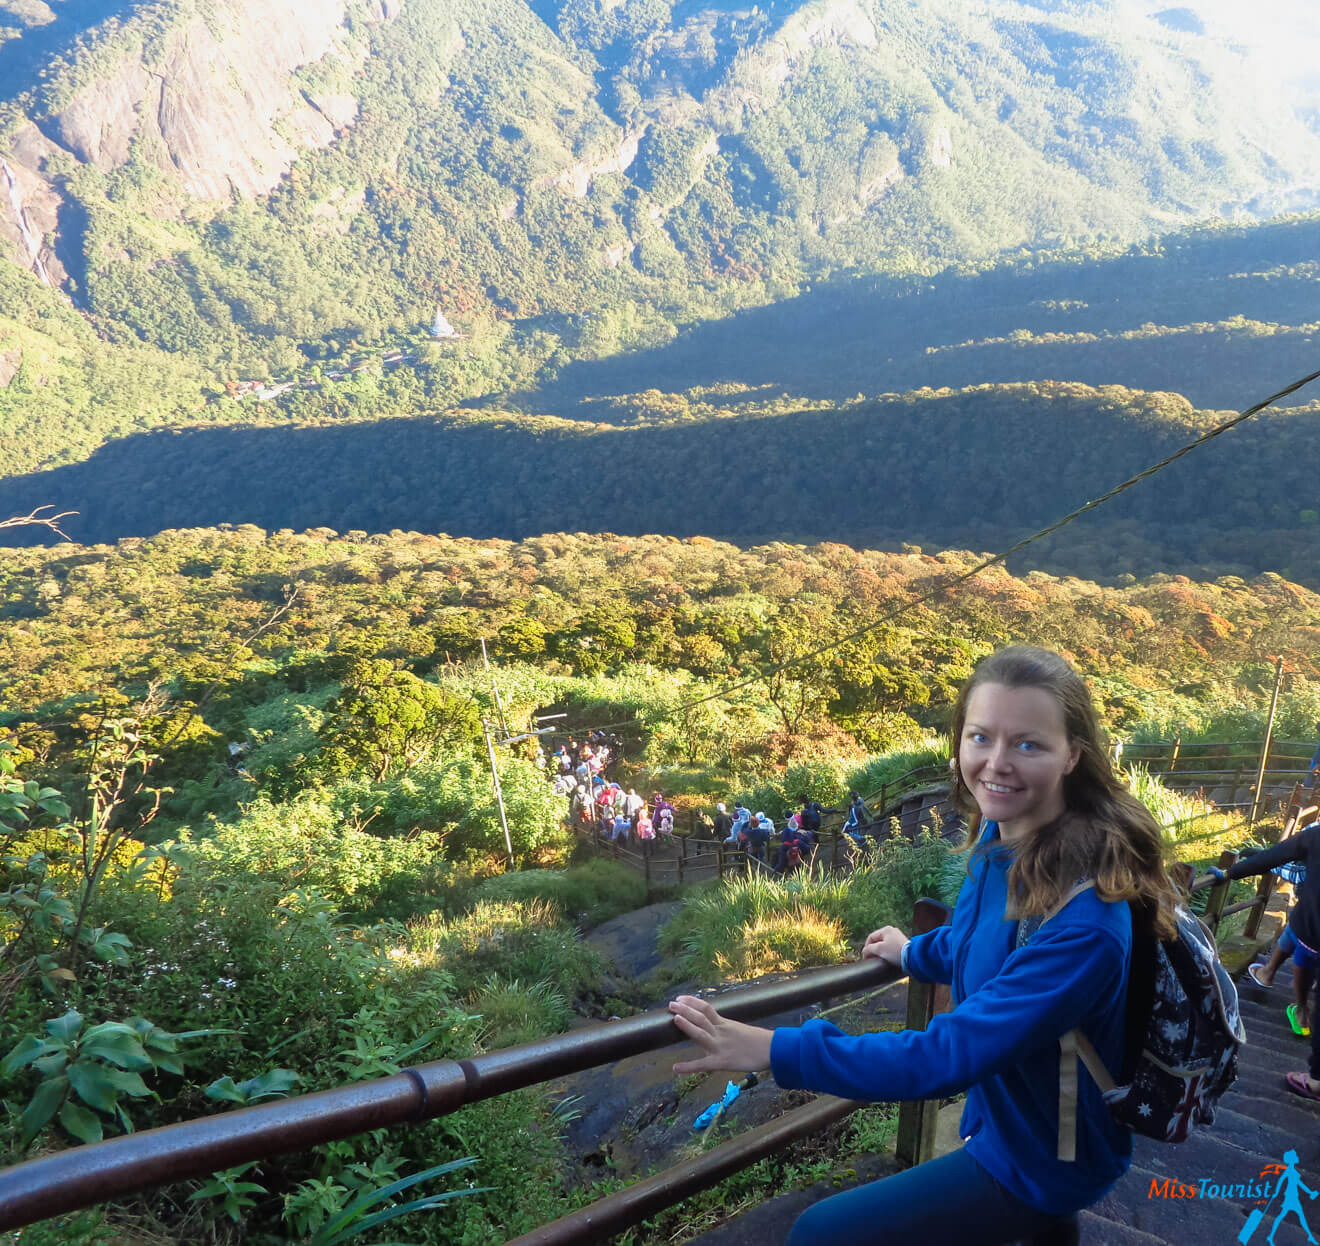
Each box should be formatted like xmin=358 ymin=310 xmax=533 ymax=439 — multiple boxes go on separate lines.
xmin=1056 ymin=1028 xmax=1119 ymax=1161
xmin=1012 ymin=879 xmax=1122 ymax=1162
xmin=1016 ymin=877 xmax=1096 ymax=944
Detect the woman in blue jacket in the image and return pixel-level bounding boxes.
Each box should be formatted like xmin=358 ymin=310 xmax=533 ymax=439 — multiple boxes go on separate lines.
xmin=668 ymin=646 xmax=1181 ymax=1245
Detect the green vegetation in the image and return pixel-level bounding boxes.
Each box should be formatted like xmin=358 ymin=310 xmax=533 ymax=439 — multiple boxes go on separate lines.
xmin=0 ymin=519 xmax=1306 ymax=1240
xmin=2 ymin=0 xmax=1320 ymax=487
xmin=2 ymin=526 xmax=1317 ymax=818
xmin=659 ymin=834 xmax=962 ymax=981
xmin=472 ymin=860 xmax=647 ymax=926
xmin=5 ymin=378 xmax=1320 ymax=584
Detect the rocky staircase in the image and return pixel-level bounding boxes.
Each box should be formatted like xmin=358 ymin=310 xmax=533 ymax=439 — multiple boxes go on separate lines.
xmin=1083 ymin=960 xmax=1320 ymax=1244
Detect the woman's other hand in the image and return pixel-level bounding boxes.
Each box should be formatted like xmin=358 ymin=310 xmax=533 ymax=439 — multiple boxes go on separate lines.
xmin=861 ymin=925 xmax=909 ymax=968
xmin=669 ymin=995 xmax=774 ymax=1074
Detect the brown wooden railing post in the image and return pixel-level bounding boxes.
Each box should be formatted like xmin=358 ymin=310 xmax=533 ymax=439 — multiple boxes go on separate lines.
xmin=678 ymin=834 xmax=686 ymax=886
xmin=895 ymin=898 xmax=953 ymax=1169
xmin=717 ymin=842 xmax=725 ymax=880
xmin=1168 ymin=735 xmax=1180 ymax=774
xmin=1202 ymin=850 xmax=1238 ymax=933
xmin=830 ymin=831 xmax=839 ymax=871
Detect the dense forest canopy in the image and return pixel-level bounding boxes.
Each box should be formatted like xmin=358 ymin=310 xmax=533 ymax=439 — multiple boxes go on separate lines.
xmin=2 ymin=380 xmax=1318 ymax=585
xmin=3 ymin=526 xmax=1318 ymax=809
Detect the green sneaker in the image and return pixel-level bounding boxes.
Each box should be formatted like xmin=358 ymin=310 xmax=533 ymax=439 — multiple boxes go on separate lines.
xmin=1287 ymin=1003 xmax=1311 ymax=1037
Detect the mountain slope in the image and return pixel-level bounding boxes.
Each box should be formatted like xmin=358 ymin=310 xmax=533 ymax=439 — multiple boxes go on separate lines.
xmin=2 ymin=0 xmax=1319 ymax=375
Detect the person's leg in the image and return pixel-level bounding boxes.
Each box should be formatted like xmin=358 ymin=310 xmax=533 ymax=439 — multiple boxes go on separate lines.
xmin=1284 ymin=968 xmax=1320 ymax=1100
xmin=1294 ymin=942 xmax=1319 ymax=1028
xmin=785 ymin=1147 xmax=1077 ymax=1246
xmin=1296 ymin=964 xmax=1314 ymax=1029
xmin=1256 ymin=937 xmax=1290 ymax=986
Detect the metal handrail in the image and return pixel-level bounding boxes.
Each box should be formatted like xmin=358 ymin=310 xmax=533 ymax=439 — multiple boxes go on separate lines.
xmin=0 ymin=959 xmax=900 ymax=1233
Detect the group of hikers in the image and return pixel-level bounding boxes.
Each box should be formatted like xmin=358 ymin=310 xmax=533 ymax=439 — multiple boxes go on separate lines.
xmin=543 ymin=732 xmax=680 ymax=844
xmin=711 ymin=791 xmax=877 ymax=872
xmin=542 ymin=729 xmax=886 ymax=871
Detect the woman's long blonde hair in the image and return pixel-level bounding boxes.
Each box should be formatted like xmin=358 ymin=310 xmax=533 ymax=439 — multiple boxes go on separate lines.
xmin=950 ymin=645 xmax=1181 ymax=939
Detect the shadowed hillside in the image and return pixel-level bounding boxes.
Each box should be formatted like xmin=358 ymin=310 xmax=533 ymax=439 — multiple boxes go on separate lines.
xmin=506 ymin=214 xmax=1320 ymax=418
xmin=4 ymin=382 xmax=1318 ymax=584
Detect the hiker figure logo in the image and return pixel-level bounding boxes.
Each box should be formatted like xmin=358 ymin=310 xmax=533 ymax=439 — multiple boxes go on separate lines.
xmin=1240 ymin=1150 xmax=1317 ymax=1245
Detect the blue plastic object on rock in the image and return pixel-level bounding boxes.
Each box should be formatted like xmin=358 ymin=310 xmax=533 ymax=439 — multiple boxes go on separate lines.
xmin=693 ymin=1080 xmax=742 ymax=1129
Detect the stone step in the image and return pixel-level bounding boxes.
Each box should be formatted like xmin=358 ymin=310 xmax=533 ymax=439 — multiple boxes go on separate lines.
xmin=1096 ymin=1167 xmax=1316 ymax=1245
xmin=1076 ymin=1208 xmax=1167 ymax=1243
xmin=1239 ymin=985 xmax=1305 ymax=1015
xmin=1206 ymin=1105 xmax=1318 ymax=1167
xmin=1238 ymin=982 xmax=1300 ymax=1011
xmin=1224 ymin=1087 xmax=1320 ymax=1135
xmin=1241 ymin=1002 xmax=1308 ymax=1038
xmin=1230 ymin=1066 xmax=1304 ymax=1103
xmin=1236 ymin=1044 xmax=1311 ymax=1080
xmin=1240 ymin=1024 xmax=1310 ymax=1060
xmin=1090 ymin=1170 xmax=1259 ymax=1242
xmin=1128 ymin=1130 xmax=1296 ymax=1209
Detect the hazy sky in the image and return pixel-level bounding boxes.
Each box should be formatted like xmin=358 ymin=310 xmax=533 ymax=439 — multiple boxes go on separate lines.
xmin=1144 ymin=0 xmax=1320 ymax=91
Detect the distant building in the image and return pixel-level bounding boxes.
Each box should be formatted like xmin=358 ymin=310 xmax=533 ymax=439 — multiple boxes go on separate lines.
xmin=432 ymin=308 xmax=458 ymax=338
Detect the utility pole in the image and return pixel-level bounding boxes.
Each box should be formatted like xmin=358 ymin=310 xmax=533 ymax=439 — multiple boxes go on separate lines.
xmin=482 ymin=717 xmax=515 ymax=868
xmin=480 ymin=637 xmax=511 ymax=740
xmin=1250 ymin=656 xmax=1285 ymax=825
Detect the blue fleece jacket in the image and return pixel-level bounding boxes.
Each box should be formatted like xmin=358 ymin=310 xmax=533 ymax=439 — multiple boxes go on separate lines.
xmin=769 ymin=822 xmax=1133 ymax=1216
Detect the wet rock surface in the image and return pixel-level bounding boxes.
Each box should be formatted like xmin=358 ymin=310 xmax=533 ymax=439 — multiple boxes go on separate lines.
xmin=556 ymin=899 xmax=911 ymax=1192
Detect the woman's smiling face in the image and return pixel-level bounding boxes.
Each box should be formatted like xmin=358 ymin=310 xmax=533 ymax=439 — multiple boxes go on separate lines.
xmin=959 ymin=682 xmax=1081 ymax=842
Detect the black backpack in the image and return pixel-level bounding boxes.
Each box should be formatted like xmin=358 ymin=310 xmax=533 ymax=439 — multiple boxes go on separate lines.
xmin=1019 ymin=885 xmax=1245 ymax=1159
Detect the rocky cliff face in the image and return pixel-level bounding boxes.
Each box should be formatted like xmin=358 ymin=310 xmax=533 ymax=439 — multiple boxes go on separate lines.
xmin=0 ymin=0 xmax=400 ymax=288
xmin=537 ymin=128 xmax=644 ymax=197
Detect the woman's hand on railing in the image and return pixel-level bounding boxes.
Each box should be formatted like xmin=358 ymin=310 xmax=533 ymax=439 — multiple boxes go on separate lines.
xmin=861 ymin=925 xmax=909 ymax=968
xmin=668 ymin=995 xmax=774 ymax=1075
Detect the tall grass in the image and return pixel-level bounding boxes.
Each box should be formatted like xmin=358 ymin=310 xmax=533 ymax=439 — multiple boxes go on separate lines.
xmin=845 ymin=741 xmax=949 ymax=798
xmin=1123 ymin=763 xmax=1212 ymax=830
xmin=658 ymin=833 xmax=964 ymax=980
xmin=401 ymin=899 xmax=606 ymax=999
xmin=468 ymin=975 xmax=573 ymax=1048
xmin=472 ymin=860 xmax=647 ymax=927
xmin=1123 ymin=764 xmax=1269 ymax=863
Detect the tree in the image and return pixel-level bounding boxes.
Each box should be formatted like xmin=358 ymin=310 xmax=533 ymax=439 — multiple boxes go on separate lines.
xmin=746 ymin=607 xmax=844 ymax=757
xmin=319 ymin=660 xmax=480 ymax=781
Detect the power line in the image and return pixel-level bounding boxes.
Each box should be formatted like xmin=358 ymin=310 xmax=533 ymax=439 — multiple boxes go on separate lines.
xmin=546 ymin=363 xmax=1320 ymax=737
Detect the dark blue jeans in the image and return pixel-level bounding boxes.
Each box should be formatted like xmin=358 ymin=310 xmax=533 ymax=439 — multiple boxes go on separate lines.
xmin=786 ymin=1147 xmax=1079 ymax=1245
